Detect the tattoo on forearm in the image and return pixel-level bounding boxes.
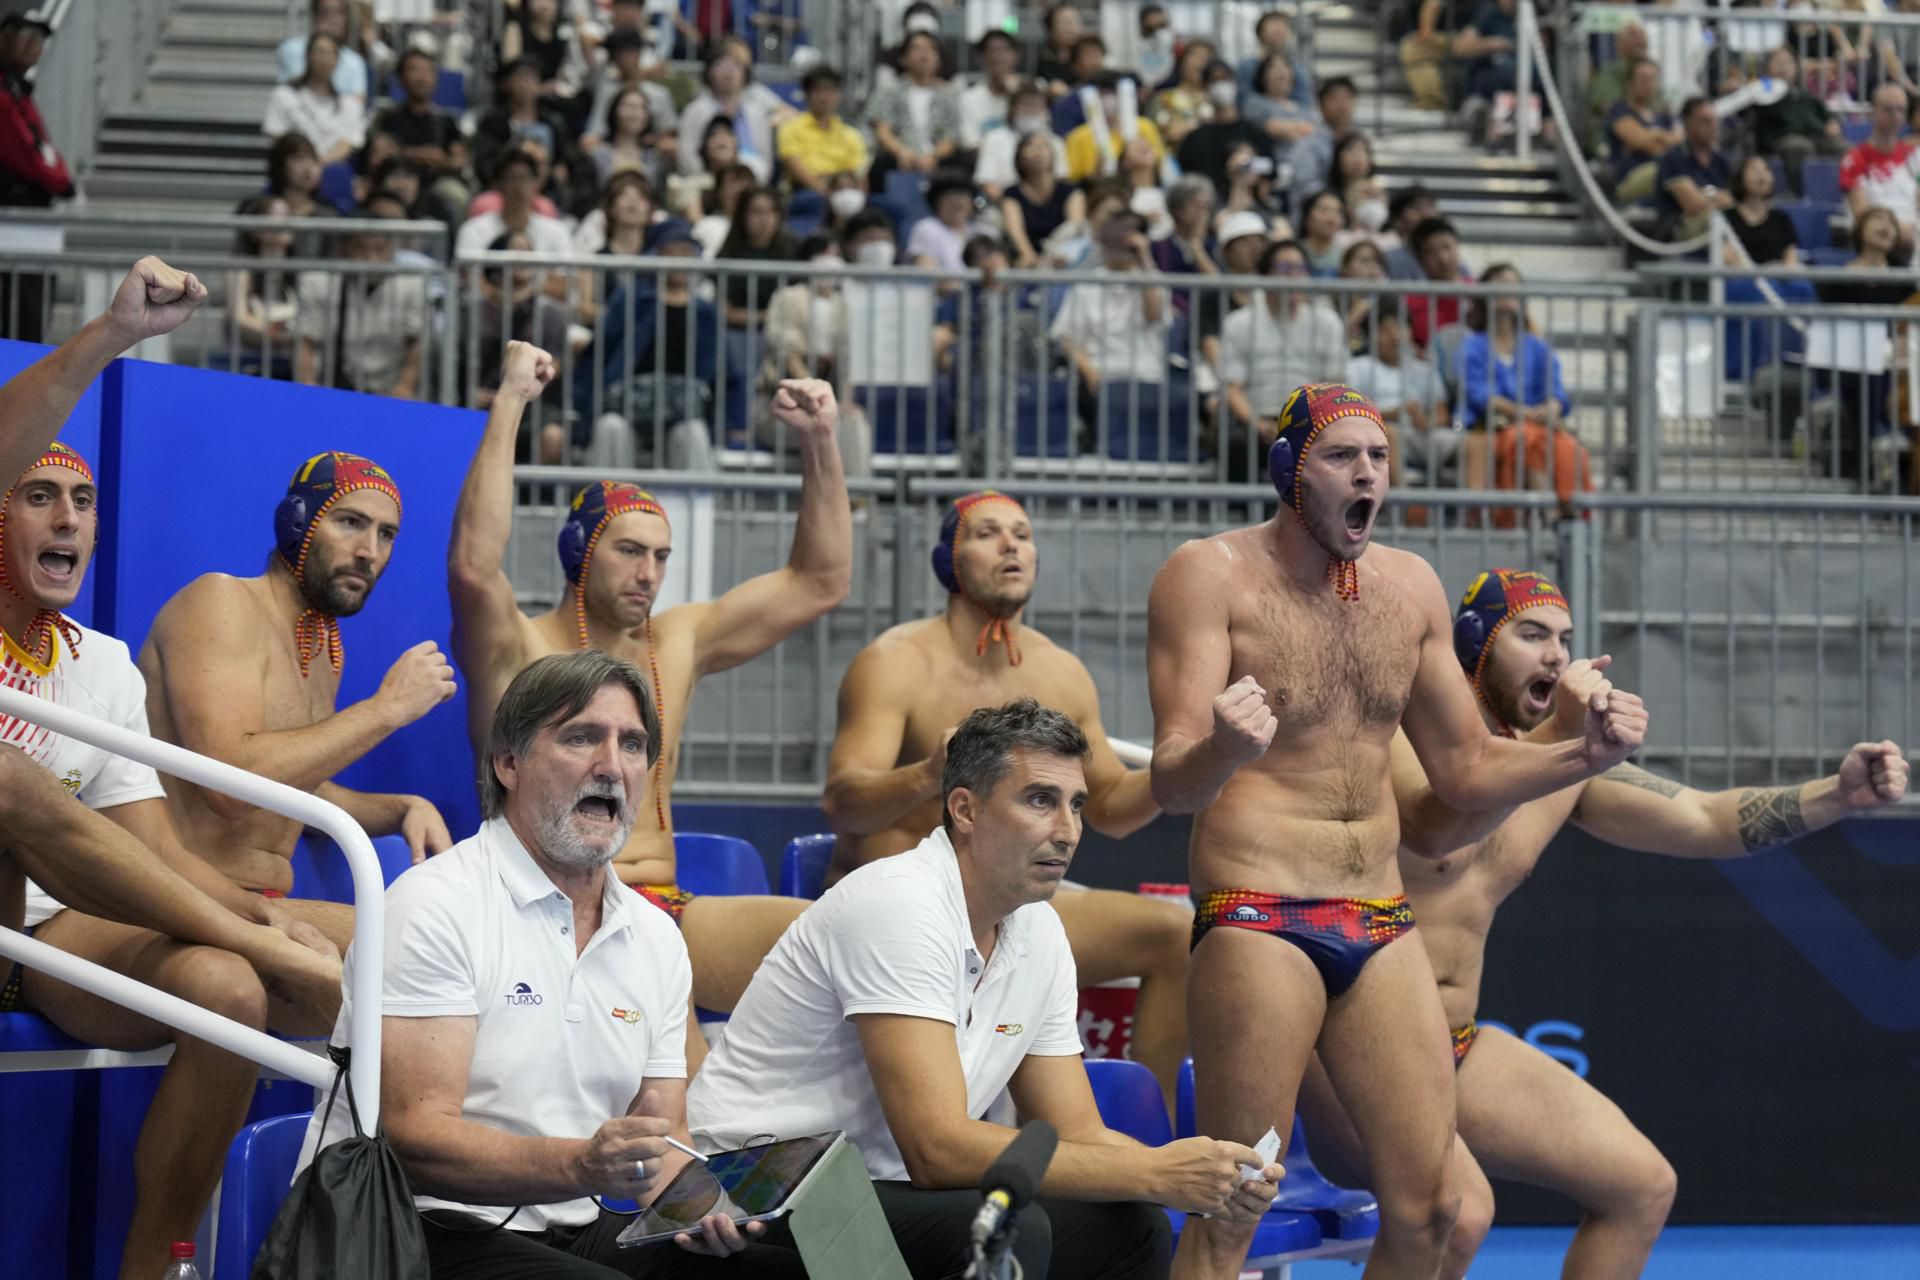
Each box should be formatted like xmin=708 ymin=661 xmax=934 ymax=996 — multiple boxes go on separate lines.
xmin=1736 ymin=787 xmax=1808 ymax=851
xmin=1602 ymin=764 xmax=1685 ymax=799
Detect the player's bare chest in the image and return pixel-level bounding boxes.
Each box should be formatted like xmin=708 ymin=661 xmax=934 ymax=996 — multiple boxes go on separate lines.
xmin=901 ymin=658 xmax=1062 ymax=756
xmin=1414 ymin=821 xmax=1547 ymax=908
xmin=1230 ymin=594 xmax=1420 ymax=730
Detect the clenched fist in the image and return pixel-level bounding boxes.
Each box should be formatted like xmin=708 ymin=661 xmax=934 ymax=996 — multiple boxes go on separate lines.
xmin=106 ymin=256 xmax=208 ymax=346
xmin=1580 ymin=676 xmax=1648 ymax=773
xmin=375 ymin=640 xmax=458 ymax=727
xmin=770 ymin=379 xmax=838 ymax=437
xmin=498 ymin=340 xmax=558 ymax=404
xmin=1211 ymin=675 xmax=1278 ymax=769
xmin=1550 ymin=655 xmax=1612 ymax=742
xmin=1837 ymin=740 xmax=1909 ymax=810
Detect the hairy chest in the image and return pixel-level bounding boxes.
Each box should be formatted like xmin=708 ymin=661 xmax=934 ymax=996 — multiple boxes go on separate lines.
xmin=1229 ymin=591 xmax=1421 ymax=734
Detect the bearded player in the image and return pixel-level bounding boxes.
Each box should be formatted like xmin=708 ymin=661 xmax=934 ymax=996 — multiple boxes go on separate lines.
xmin=139 ymin=452 xmax=458 ymax=953
xmin=1147 ymin=383 xmax=1650 ymax=1280
xmin=1292 ymin=568 xmax=1909 ymax=1280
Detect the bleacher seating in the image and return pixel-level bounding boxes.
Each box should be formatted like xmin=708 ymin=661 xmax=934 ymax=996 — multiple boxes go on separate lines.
xmin=289 ymin=832 xmax=418 ymax=903
xmin=780 ymin=832 xmax=835 ymax=899
xmin=675 ymin=832 xmax=771 ymax=897
xmin=213 ymin=1112 xmax=311 ymax=1280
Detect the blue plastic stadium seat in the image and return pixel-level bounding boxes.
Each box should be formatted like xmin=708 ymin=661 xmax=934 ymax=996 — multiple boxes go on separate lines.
xmin=213 ymin=1111 xmax=311 ymax=1280
xmin=1840 ymin=117 xmax=1872 ymax=146
xmin=1774 ymin=199 xmax=1839 ymax=252
xmin=1806 ymin=245 xmax=1853 ymax=267
xmin=1099 ymin=378 xmax=1195 ymax=462
xmin=1012 ymin=374 xmax=1075 ymax=458
xmin=883 ymin=169 xmax=931 ymax=232
xmin=675 ymin=832 xmax=770 ymax=897
xmin=384 ymin=68 xmax=467 ymax=111
xmin=1175 ymin=1059 xmax=1379 ymax=1241
xmin=1084 ymin=1058 xmax=1173 ymax=1146
xmin=780 ymin=833 xmax=835 ymax=899
xmin=0 ymin=1009 xmax=89 ymax=1053
xmin=855 ymin=384 xmax=956 ymax=455
xmin=289 ymin=832 xmax=418 ymax=904
xmin=318 ymin=160 xmax=357 ymax=214
xmin=1801 ymin=158 xmax=1842 ymax=206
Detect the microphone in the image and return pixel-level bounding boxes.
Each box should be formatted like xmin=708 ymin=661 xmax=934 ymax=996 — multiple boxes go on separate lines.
xmin=970 ymin=1121 xmax=1059 ymax=1247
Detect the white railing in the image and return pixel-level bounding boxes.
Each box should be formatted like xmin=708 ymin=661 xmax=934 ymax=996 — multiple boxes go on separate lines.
xmin=1110 ymin=738 xmax=1152 ymax=770
xmin=0 ymin=686 xmax=381 ymax=1127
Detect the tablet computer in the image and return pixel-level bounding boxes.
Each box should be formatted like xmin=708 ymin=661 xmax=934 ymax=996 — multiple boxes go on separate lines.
xmin=615 ymin=1131 xmax=844 ymax=1248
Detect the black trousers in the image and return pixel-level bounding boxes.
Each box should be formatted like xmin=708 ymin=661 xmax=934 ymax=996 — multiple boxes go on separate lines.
xmin=420 ymin=1207 xmax=807 ymax=1279
xmin=871 ymin=1182 xmax=1172 ymax=1280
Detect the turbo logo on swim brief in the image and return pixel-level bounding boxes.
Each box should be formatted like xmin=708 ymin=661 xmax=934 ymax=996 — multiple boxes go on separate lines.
xmin=1223 ymin=904 xmax=1272 ymax=924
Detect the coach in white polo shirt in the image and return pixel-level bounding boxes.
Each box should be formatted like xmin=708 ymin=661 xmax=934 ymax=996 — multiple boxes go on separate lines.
xmin=298 ymin=652 xmax=806 ymax=1279
xmin=689 ymin=699 xmax=1281 ymax=1280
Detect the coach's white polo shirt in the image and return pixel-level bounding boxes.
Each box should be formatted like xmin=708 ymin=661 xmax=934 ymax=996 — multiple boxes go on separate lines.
xmin=687 ymin=827 xmax=1081 ymax=1181
xmin=296 ymin=817 xmax=691 ymax=1230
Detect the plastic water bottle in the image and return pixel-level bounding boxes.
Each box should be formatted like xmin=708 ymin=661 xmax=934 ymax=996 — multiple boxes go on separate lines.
xmin=162 ymin=1242 xmax=202 ymax=1280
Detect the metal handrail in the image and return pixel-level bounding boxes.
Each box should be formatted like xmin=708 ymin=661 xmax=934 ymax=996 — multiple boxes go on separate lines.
xmin=0 ymin=210 xmax=451 ymax=236
xmin=0 ymin=687 xmax=381 ymax=1126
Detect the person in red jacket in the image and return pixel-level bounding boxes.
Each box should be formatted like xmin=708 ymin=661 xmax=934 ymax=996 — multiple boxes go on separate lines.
xmin=0 ymin=10 xmax=73 ymax=342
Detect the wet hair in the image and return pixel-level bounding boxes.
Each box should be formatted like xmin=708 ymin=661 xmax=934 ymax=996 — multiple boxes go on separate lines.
xmin=481 ymin=651 xmax=660 ymax=818
xmin=941 ymin=698 xmax=1090 ymax=832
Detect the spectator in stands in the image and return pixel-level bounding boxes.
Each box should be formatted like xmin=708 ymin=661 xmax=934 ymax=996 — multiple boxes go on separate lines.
xmin=1035 ymin=1 xmax=1084 ymax=95
xmin=1814 ymin=205 xmax=1911 ymax=480
xmin=1150 ymin=38 xmax=1221 ymax=147
xmin=590 ymin=87 xmax=665 ymax=190
xmin=1385 ymin=184 xmax=1438 ymax=279
xmin=294 ymin=208 xmax=426 ymax=398
xmin=822 ymin=170 xmax=870 ymax=234
xmin=264 ymin=33 xmax=366 ymax=164
xmin=1193 ymin=209 xmax=1272 ymax=364
xmin=1875 ymin=0 xmax=1920 ymax=100
xmin=1726 ymin=153 xmax=1803 ymax=266
xmin=1401 ymin=0 xmax=1475 ymax=114
xmin=1241 ymin=54 xmax=1316 ymax=190
xmin=671 ymin=118 xmax=741 ymax=218
xmin=777 ymin=66 xmax=869 ymax=194
xmin=1331 ymin=135 xmax=1389 ymax=242
xmin=473 ymin=230 xmax=570 ymax=445
xmin=1049 ymin=36 xmax=1113 ymax=136
xmin=303 ymin=649 xmax=806 ymax=1276
xmin=688 ymin=700 xmax=1264 ymax=1279
xmin=975 ymin=82 xmax=1068 ymax=199
xmin=677 ymin=43 xmax=790 ymax=185
xmin=1656 ymin=95 xmax=1733 ymax=240
xmin=717 ymin=186 xmax=799 ymax=328
xmin=371 ymin=48 xmax=469 ymax=210
xmin=1842 ymin=84 xmax=1920 ymax=253
xmin=499 ymin=0 xmax=590 ymax=118
xmin=579 ymin=220 xmax=720 ymax=471
xmin=472 ymin=58 xmax=581 ymax=205
xmin=909 ymin=171 xmax=989 ymax=271
xmin=578 ymin=172 xmax=657 ymax=311
xmin=1454 ymin=0 xmax=1521 ymax=139
xmin=1582 ymin=20 xmax=1648 ymax=151
xmin=1050 ymin=177 xmax=1131 ymax=270
xmin=1459 ymin=263 xmax=1587 ymax=509
xmin=229 ymin=195 xmax=299 ymax=371
xmin=1751 ymin=47 xmax=1847 ymax=194
xmin=1065 ymin=73 xmax=1171 ymax=183
xmin=1289 ymin=75 xmax=1360 ymax=208
xmin=1295 ymin=188 xmax=1351 ymax=275
xmin=1135 ymin=3 xmax=1179 ymax=88
xmin=1348 ymin=301 xmax=1451 ymax=489
xmin=257 ymin=132 xmax=338 ymax=258
xmin=1153 ymin=176 xmax=1220 ymax=290
xmin=1219 ymin=238 xmax=1349 ymax=452
xmin=1002 ymin=132 xmax=1083 ymax=266
xmin=1052 ymin=212 xmax=1171 ymax=434
xmin=1178 ymin=61 xmax=1273 ymax=204
xmin=960 ymin=29 xmax=1022 ymax=150
xmin=1789 ymin=4 xmax=1859 ymax=102
xmin=868 ymin=31 xmax=964 ymax=179
xmin=690 ymin=160 xmax=756 ymax=255
xmin=0 ymin=9 xmax=71 ymax=343
xmin=1338 ymin=238 xmax=1391 ymax=351
xmin=756 ymin=230 xmax=877 ymax=477
xmin=1407 ymin=214 xmax=1471 ymax=349
xmin=460 ymin=149 xmax=574 ymax=262
xmin=1237 ymin=10 xmax=1313 ymax=106
xmin=1603 ymin=57 xmax=1679 ymax=205
xmin=276 ymin=0 xmax=368 ymax=104
xmin=1122 ymin=136 xmax=1175 ymax=240
xmin=582 ymin=27 xmax=679 ymax=162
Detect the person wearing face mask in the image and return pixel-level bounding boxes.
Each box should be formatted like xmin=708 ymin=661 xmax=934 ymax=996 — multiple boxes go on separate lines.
xmin=1001 ymin=129 xmax=1085 ymax=267
xmin=757 ymin=229 xmax=876 ymax=478
xmin=823 ymin=171 xmax=870 ymax=231
xmin=1134 ymin=4 xmax=1179 ymax=89
xmin=1064 ymin=71 xmax=1170 ymax=183
xmin=1178 ymin=63 xmax=1273 ymax=205
xmin=1329 ymin=135 xmax=1390 ymax=251
xmin=974 ymin=82 xmax=1069 ymax=199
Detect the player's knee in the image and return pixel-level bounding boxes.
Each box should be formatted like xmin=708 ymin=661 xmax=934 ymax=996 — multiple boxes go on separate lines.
xmin=1449 ymin=1176 xmax=1495 ymax=1260
xmin=1607 ymin=1150 xmax=1677 ymax=1229
xmin=1380 ymin=1168 xmax=1462 ymax=1253
xmin=172 ymin=947 xmax=268 ymax=1031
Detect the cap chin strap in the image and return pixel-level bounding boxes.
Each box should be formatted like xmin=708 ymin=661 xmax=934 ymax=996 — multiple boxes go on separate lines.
xmin=958 ymin=589 xmax=1021 ymax=667
xmin=281 ymin=552 xmax=343 ymax=678
xmin=1294 ymin=509 xmax=1362 ymax=603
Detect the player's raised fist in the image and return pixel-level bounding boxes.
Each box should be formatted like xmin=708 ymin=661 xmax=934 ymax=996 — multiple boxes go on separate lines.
xmin=1212 ymin=674 xmax=1278 ymax=768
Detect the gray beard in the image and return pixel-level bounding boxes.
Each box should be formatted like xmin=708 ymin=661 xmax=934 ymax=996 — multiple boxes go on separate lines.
xmin=534 ymin=802 xmax=632 ymax=870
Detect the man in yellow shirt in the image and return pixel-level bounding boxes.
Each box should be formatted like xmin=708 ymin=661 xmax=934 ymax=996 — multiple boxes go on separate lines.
xmin=777 ymin=65 xmax=869 ymax=191
xmin=1065 ymin=73 xmax=1167 ymax=182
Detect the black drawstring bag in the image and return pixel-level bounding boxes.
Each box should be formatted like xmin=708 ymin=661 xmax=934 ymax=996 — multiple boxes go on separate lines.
xmin=251 ymin=1045 xmax=430 ymax=1279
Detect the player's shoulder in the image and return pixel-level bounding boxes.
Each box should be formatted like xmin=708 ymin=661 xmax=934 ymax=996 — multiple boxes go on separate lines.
xmin=154 ymin=573 xmax=266 ymax=634
xmin=1368 ymin=542 xmax=1446 ymax=591
xmin=847 ymin=618 xmax=940 ymax=677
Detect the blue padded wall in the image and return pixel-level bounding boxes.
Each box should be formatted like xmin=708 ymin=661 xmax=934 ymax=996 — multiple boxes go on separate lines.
xmin=0 ymin=339 xmax=104 ymax=628
xmin=105 ymin=359 xmax=488 ymax=838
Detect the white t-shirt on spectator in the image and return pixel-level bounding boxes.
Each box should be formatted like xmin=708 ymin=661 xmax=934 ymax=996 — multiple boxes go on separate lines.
xmin=295 ymin=818 xmax=691 ymax=1231
xmin=974 ymin=128 xmax=1069 ymax=190
xmin=907 ymin=216 xmax=987 ymax=272
xmin=687 ymin=828 xmax=1082 ymax=1181
xmin=275 ymin=36 xmax=370 ymax=99
xmin=6 ymin=625 xmax=169 ymax=927
xmin=1347 ymin=352 xmax=1447 ymax=419
xmin=958 ymin=80 xmax=1011 ymax=149
xmin=1219 ymin=298 xmax=1348 ymax=415
xmin=1051 ymin=269 xmax=1173 ymax=385
xmin=455 ymin=211 xmax=575 ymax=258
xmin=263 ymin=84 xmax=368 ymax=159
xmin=293 ymin=270 xmax=429 ymax=396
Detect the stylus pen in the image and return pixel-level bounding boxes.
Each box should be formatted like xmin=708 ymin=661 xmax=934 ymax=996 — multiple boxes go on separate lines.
xmin=665 ymin=1136 xmax=709 ymax=1163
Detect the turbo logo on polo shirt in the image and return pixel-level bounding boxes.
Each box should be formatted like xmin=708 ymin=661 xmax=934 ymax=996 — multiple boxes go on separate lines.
xmin=505 ymin=982 xmax=544 ymax=1006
